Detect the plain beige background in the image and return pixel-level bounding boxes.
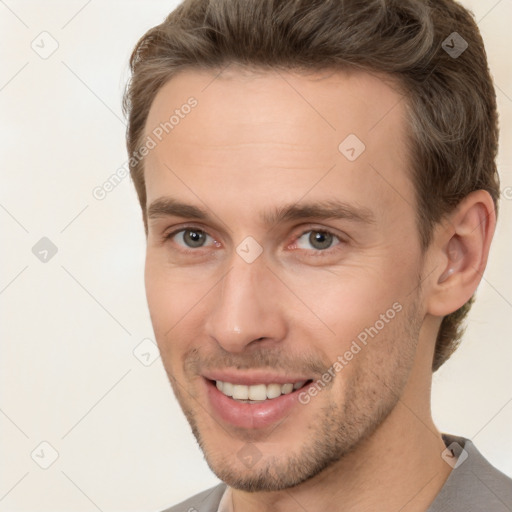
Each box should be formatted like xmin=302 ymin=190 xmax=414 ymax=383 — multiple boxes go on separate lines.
xmin=1 ymin=1 xmax=511 ymax=511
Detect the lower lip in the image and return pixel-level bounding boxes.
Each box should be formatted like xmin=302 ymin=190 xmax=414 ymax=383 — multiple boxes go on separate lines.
xmin=205 ymin=379 xmax=311 ymax=430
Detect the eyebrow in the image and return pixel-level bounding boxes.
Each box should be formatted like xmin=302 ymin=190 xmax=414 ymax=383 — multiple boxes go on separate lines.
xmin=147 ymin=197 xmax=376 ymax=227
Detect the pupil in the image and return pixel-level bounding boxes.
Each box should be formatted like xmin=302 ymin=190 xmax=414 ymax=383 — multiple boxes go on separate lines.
xmin=185 ymin=230 xmax=205 ymax=247
xmin=309 ymin=231 xmax=333 ymax=250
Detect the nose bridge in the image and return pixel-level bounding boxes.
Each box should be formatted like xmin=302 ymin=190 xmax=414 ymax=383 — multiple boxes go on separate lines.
xmin=206 ymin=254 xmax=285 ymax=352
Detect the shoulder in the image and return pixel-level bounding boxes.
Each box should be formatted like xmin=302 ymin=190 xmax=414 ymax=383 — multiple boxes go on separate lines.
xmin=428 ymin=434 xmax=512 ymax=511
xmin=158 ymin=483 xmax=227 ymax=512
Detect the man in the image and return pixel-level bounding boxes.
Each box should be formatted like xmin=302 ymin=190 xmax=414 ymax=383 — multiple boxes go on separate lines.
xmin=123 ymin=0 xmax=512 ymax=510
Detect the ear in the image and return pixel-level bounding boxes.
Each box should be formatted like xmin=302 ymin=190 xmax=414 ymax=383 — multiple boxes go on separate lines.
xmin=426 ymin=190 xmax=496 ymax=317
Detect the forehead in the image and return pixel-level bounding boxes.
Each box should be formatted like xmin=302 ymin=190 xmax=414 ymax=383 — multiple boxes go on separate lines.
xmin=145 ymin=66 xmax=408 ymax=145
xmin=143 ymin=67 xmax=414 ymax=227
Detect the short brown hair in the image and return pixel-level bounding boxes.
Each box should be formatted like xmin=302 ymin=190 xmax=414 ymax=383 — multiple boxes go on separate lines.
xmin=123 ymin=0 xmax=500 ymax=371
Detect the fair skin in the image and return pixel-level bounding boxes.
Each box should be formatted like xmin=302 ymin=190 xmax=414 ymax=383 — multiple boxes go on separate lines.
xmin=142 ymin=67 xmax=495 ymax=511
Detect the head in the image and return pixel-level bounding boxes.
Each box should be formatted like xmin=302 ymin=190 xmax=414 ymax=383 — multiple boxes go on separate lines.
xmin=123 ymin=0 xmax=499 ymax=491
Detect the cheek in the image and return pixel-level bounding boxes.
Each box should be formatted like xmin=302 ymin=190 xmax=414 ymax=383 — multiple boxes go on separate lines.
xmin=291 ymin=267 xmax=387 ymax=316
xmin=286 ymin=261 xmax=413 ymax=356
xmin=144 ymin=254 xmax=201 ymax=357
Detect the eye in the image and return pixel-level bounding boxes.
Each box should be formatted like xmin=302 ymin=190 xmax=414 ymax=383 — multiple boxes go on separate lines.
xmin=166 ymin=228 xmax=217 ymax=250
xmin=294 ymin=229 xmax=342 ymax=252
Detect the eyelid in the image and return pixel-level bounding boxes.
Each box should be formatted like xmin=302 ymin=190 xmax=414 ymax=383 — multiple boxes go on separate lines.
xmin=294 ymin=225 xmax=344 ymax=239
xmin=164 ymin=221 xmax=214 ymax=237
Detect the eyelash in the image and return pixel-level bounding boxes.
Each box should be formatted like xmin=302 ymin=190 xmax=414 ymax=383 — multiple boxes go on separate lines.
xmin=163 ymin=225 xmax=346 ymax=257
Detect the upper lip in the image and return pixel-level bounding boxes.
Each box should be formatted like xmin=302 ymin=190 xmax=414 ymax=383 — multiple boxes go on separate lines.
xmin=203 ymin=370 xmax=312 ymax=386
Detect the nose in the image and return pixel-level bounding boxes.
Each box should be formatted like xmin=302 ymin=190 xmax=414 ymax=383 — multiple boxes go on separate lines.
xmin=204 ymin=256 xmax=287 ymax=353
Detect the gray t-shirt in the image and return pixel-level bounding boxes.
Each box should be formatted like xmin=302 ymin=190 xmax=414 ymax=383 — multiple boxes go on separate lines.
xmin=160 ymin=434 xmax=512 ymax=512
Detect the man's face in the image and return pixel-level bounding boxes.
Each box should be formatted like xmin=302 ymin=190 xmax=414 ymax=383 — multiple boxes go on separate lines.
xmin=143 ymin=68 xmax=429 ymax=490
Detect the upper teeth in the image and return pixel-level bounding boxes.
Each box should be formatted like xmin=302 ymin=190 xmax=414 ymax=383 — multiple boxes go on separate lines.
xmin=216 ymin=380 xmax=306 ymax=401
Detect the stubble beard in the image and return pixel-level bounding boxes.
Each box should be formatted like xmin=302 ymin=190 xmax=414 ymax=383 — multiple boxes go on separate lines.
xmin=164 ymin=297 xmax=421 ymax=492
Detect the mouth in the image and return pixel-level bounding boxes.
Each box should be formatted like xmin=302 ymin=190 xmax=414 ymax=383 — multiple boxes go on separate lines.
xmin=213 ymin=379 xmax=312 ymax=403
xmin=203 ymin=375 xmax=315 ymax=429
